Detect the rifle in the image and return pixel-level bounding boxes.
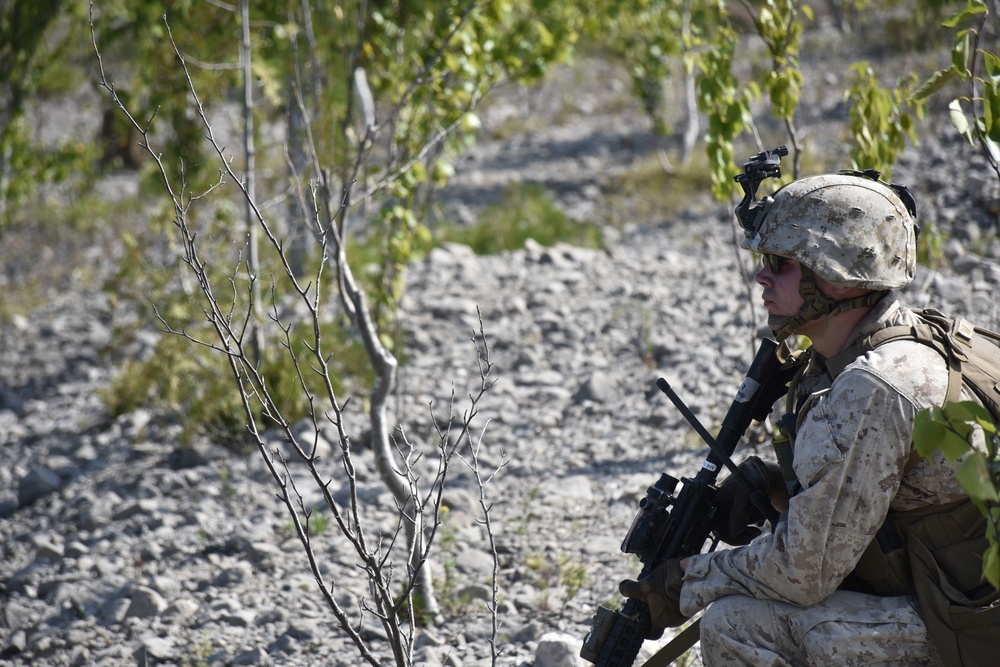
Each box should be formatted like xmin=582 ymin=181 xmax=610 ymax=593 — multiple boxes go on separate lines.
xmin=580 ymin=337 xmax=800 ymax=667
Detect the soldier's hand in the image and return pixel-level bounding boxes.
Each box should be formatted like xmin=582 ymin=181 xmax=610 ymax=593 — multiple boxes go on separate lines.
xmin=713 ymin=455 xmax=786 ymax=545
xmin=619 ymin=558 xmax=688 ymax=639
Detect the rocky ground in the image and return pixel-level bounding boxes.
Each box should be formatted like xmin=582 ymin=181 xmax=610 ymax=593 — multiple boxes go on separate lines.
xmin=3 ymin=15 xmax=1000 ymax=667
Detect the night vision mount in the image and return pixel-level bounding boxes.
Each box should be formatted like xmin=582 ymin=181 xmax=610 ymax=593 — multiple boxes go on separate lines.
xmin=734 ymin=145 xmax=788 ymax=239
xmin=733 ymin=145 xmax=919 ymax=240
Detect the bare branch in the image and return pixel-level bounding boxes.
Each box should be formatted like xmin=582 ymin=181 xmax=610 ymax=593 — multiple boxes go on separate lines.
xmin=91 ymin=3 xmax=506 ymax=664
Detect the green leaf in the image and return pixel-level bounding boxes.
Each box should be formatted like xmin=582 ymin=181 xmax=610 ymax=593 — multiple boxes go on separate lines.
xmin=984 ymin=504 xmax=1000 ymax=541
xmin=915 ymin=405 xmax=979 ymax=462
xmin=985 ymin=79 xmax=1000 ymax=141
xmin=914 ymin=407 xmax=951 ymax=458
xmin=950 ymin=99 xmax=974 ymax=142
xmin=941 ymin=426 xmax=976 ymax=462
xmin=943 ymin=1 xmax=988 ymax=28
xmin=957 ymin=453 xmax=1000 ymax=502
xmin=946 ymin=400 xmax=993 ymax=425
xmin=954 ymin=399 xmax=1000 ymax=436
xmin=984 ymin=52 xmax=1000 ymax=78
xmin=952 ymin=31 xmax=970 ymax=75
xmin=985 ymin=136 xmax=1000 ymax=165
xmin=910 ymin=68 xmax=958 ymax=103
xmin=981 ymin=542 xmax=1000 ymax=591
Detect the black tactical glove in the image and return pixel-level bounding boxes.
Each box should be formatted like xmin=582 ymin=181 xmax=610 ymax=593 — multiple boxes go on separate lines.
xmin=618 ymin=558 xmax=688 ymax=640
xmin=713 ymin=455 xmax=786 ymax=546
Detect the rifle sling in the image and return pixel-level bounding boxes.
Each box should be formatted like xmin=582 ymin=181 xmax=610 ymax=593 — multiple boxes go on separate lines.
xmin=640 ymin=619 xmax=701 ymax=667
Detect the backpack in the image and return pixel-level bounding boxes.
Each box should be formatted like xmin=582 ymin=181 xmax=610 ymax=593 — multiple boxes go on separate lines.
xmin=859 ymin=308 xmax=1000 ymax=667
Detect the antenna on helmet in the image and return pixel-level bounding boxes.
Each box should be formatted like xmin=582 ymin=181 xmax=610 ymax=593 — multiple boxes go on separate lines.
xmin=734 ymin=145 xmax=789 ymax=238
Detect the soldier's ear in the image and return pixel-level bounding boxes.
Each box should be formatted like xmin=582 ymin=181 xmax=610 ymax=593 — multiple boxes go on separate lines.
xmin=816 ymin=278 xmax=873 ymax=301
xmin=824 ymin=283 xmax=852 ymax=298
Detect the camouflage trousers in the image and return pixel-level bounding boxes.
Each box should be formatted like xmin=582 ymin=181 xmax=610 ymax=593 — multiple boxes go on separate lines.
xmin=699 ymin=590 xmax=943 ymax=666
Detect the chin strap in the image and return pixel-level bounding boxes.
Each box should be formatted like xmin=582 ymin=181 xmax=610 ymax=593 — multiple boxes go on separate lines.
xmin=773 ymin=266 xmax=884 ymax=343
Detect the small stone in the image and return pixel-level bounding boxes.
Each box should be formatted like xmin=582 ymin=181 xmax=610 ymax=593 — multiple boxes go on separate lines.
xmin=125 ymin=586 xmax=167 ymax=619
xmin=535 ymin=632 xmax=584 ymax=667
xmin=17 ymin=466 xmax=62 ymax=507
xmin=1 ymin=630 xmax=27 ymax=656
xmin=233 ymin=646 xmax=270 ymax=665
xmin=163 ymin=598 xmax=199 ymax=619
xmin=134 ymin=636 xmax=175 ymax=662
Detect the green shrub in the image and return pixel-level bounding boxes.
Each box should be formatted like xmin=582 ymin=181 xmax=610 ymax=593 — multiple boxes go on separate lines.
xmin=603 ymin=151 xmax=715 ymax=227
xmin=437 ymin=181 xmax=604 ymax=254
xmin=917 ymin=218 xmax=948 ymax=269
xmin=101 ymin=317 xmax=372 ymax=449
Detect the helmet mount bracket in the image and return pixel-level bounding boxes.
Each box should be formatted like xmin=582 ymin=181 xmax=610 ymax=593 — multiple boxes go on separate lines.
xmin=734 ymin=145 xmax=789 ymax=237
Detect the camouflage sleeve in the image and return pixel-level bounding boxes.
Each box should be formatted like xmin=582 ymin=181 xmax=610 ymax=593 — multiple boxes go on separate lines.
xmin=679 ymin=354 xmax=930 ymax=615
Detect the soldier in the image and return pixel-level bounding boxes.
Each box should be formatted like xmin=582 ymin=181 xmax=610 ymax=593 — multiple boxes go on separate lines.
xmin=620 ymin=172 xmax=992 ymax=665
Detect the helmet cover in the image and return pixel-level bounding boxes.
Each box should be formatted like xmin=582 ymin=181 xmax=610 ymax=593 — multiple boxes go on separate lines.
xmin=743 ymin=174 xmax=916 ymax=289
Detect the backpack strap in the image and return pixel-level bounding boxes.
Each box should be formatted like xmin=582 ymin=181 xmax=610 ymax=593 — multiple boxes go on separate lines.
xmin=865 ymin=317 xmax=966 ymax=407
xmin=860 ymin=313 xmax=974 ymax=475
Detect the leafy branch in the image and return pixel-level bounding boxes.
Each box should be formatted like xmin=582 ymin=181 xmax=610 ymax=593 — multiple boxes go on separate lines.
xmin=914 ymin=400 xmax=1000 ymax=589
xmin=910 ymin=0 xmax=1000 ymax=183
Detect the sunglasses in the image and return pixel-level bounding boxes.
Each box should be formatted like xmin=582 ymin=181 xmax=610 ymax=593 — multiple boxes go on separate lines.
xmin=761 ymin=254 xmax=789 ymax=272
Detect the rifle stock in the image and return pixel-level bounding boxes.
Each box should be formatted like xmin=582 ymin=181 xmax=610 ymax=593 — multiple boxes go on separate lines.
xmin=581 ymin=338 xmax=798 ymax=666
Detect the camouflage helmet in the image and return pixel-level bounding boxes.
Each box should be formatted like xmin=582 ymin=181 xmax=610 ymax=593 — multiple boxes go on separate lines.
xmin=742 ymin=173 xmax=917 ymax=290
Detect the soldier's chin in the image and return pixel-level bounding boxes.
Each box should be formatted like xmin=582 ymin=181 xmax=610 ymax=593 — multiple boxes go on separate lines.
xmin=767 ymin=313 xmax=791 ymax=332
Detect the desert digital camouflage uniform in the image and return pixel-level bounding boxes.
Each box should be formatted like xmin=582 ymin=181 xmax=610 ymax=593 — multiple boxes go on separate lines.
xmin=679 ymin=291 xmax=972 ymax=666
